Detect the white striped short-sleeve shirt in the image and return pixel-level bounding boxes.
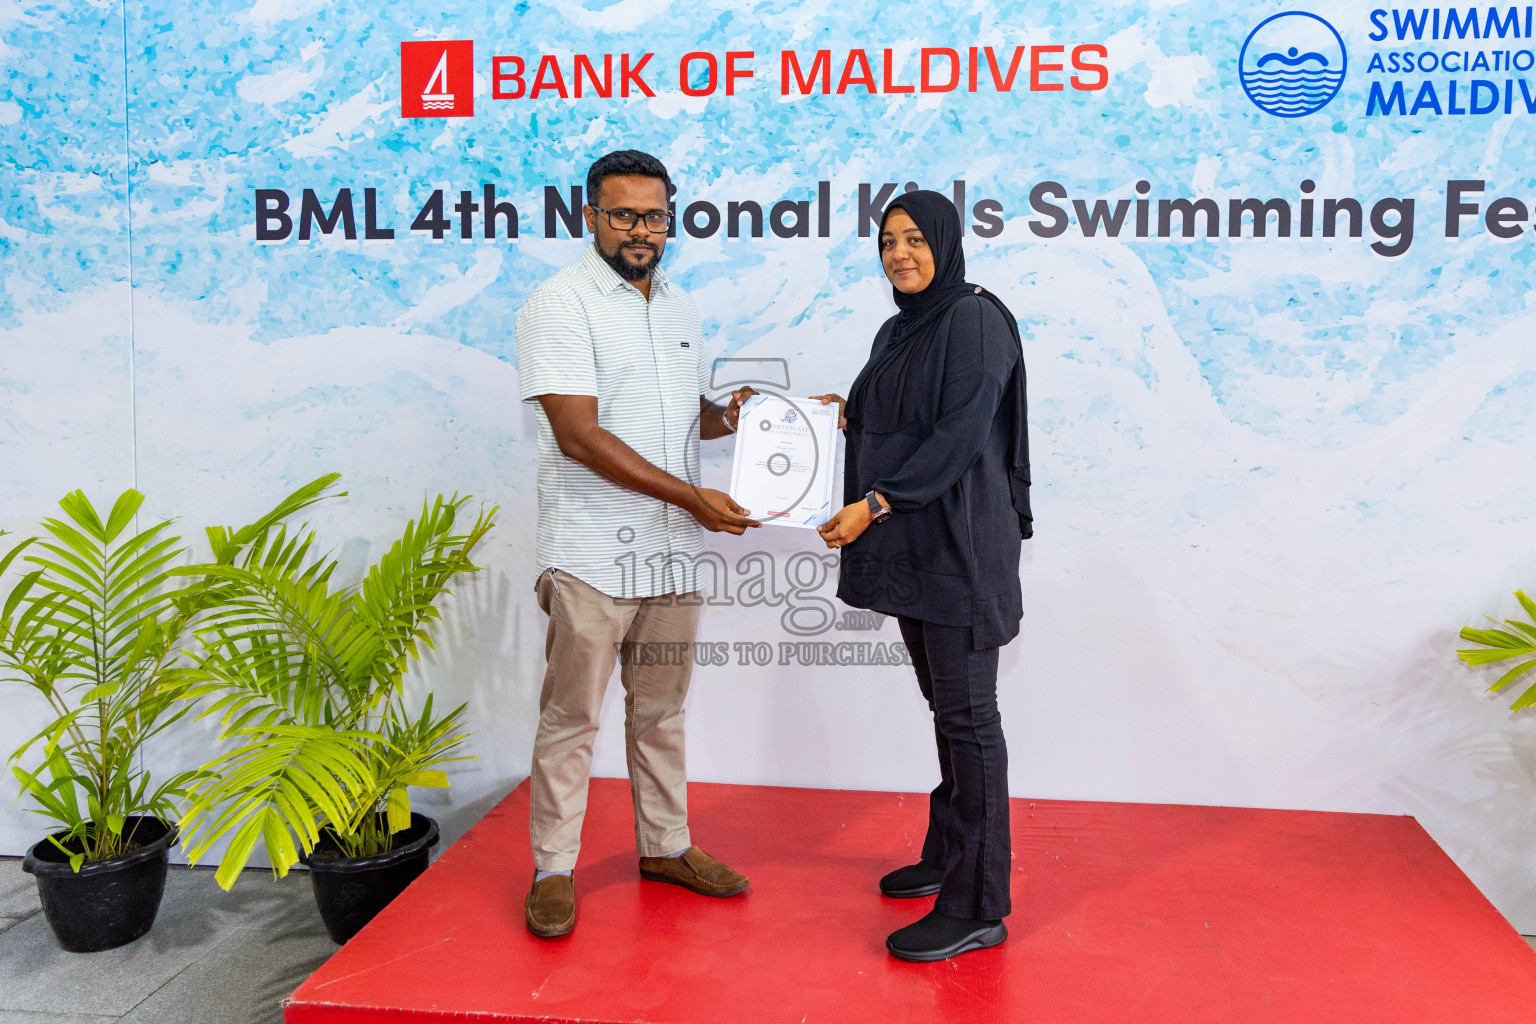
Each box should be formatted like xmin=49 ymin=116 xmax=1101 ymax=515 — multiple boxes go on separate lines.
xmin=515 ymin=244 xmax=712 ymax=599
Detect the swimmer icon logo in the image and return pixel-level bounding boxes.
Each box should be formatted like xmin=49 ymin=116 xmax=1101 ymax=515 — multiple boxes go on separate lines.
xmin=1239 ymin=12 xmax=1346 ymax=117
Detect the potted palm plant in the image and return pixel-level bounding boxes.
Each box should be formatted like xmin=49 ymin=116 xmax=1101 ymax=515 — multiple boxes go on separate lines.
xmin=175 ymin=481 xmax=495 ymax=943
xmin=1457 ymin=589 xmax=1536 ymax=709
xmin=0 ymin=480 xmax=331 ymax=952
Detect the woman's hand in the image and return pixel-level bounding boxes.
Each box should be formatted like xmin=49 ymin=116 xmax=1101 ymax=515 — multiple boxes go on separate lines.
xmin=818 ymin=491 xmax=887 ymax=549
xmin=810 ymin=393 xmax=847 ymax=430
xmin=817 ymin=500 xmax=871 ymax=548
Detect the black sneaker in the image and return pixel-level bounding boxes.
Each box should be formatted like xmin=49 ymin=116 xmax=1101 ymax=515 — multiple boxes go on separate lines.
xmin=886 ymin=909 xmax=1007 ymax=962
xmin=879 ymin=861 xmax=945 ymax=898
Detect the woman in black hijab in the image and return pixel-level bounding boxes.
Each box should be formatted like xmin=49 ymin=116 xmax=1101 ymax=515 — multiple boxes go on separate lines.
xmin=814 ymin=189 xmax=1031 ymax=962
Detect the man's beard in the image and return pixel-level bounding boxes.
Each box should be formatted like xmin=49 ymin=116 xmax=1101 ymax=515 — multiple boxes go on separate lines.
xmin=600 ymin=239 xmax=662 ymax=282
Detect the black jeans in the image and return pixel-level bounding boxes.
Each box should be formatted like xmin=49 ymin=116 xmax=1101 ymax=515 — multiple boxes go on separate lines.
xmin=897 ymin=616 xmax=1012 ymax=920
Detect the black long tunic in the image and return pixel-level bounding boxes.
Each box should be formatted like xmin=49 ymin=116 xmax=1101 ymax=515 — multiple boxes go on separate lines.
xmin=837 ymin=294 xmax=1028 ymax=649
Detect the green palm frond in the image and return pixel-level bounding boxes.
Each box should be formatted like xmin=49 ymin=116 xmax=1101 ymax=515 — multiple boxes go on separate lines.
xmin=177 ymin=483 xmax=497 ymax=886
xmin=180 ymin=725 xmax=378 ymax=889
xmin=346 ymin=495 xmax=493 ymax=695
xmin=1458 ymin=589 xmax=1536 ymax=711
xmin=204 ymin=473 xmax=344 ymax=567
xmin=0 ymin=478 xmax=350 ymax=870
xmin=371 ymin=694 xmax=473 ymax=833
xmin=0 ymin=491 xmax=195 ymax=864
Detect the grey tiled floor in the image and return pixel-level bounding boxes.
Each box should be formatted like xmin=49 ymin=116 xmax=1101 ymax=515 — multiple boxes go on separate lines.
xmin=0 ymin=857 xmax=335 ymax=1024
xmin=3 ymin=855 xmax=1535 ymax=1022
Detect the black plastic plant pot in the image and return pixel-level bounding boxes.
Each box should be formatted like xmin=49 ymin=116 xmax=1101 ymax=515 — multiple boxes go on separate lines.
xmin=307 ymin=812 xmax=439 ymax=944
xmin=21 ymin=816 xmax=177 ymax=953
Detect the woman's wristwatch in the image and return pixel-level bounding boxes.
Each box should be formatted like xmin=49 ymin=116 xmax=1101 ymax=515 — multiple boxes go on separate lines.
xmin=865 ymin=490 xmax=891 ymax=523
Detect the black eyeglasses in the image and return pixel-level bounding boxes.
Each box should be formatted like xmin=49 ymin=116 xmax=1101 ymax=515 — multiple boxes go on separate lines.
xmin=590 ymin=205 xmax=673 ymax=232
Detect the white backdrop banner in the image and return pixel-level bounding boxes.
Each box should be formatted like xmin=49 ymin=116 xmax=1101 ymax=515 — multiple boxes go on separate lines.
xmin=3 ymin=2 xmax=1535 ymax=927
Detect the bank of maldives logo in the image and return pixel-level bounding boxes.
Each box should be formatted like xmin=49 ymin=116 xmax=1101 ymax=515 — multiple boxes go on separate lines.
xmin=400 ymin=40 xmax=473 ymax=118
xmin=1239 ymin=12 xmax=1346 ymax=117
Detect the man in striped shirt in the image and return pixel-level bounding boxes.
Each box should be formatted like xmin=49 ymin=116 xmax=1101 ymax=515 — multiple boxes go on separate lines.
xmin=515 ymin=150 xmax=760 ymax=939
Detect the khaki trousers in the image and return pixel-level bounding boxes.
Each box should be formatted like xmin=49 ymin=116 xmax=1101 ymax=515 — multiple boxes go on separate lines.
xmin=529 ymin=569 xmax=700 ymax=871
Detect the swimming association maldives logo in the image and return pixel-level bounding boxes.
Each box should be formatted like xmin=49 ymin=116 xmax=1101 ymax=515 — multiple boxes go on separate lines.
xmin=1239 ymin=12 xmax=1346 ymax=117
xmin=400 ymin=40 xmax=474 ymax=118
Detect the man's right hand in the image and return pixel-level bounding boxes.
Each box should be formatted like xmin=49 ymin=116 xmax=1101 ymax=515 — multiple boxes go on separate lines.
xmin=537 ymin=394 xmax=762 ymax=535
xmin=688 ymin=488 xmax=761 ymax=535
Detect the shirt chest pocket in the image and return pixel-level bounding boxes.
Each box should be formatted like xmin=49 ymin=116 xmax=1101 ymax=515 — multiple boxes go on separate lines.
xmin=658 ymin=335 xmax=700 ymax=394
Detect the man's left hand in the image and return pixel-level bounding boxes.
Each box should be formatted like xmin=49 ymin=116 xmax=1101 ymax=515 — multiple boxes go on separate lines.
xmin=725 ymin=386 xmax=757 ymax=430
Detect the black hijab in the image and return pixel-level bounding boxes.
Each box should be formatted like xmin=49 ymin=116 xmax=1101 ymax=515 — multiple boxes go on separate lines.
xmin=846 ymin=189 xmax=1033 ymax=538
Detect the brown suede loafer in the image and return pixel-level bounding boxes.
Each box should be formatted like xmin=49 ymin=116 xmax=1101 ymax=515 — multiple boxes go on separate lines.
xmin=638 ymin=846 xmax=749 ymax=897
xmin=524 ymin=872 xmax=575 ymax=938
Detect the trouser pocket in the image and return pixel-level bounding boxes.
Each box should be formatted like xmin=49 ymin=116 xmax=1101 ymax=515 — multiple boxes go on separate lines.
xmin=534 ymin=567 xmax=562 ymax=613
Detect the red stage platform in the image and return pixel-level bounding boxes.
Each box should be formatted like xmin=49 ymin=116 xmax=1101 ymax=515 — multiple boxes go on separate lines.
xmin=286 ymin=778 xmax=1536 ymax=1024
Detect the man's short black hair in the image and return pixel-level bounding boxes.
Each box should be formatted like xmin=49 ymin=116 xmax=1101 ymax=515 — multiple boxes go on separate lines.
xmin=586 ymin=150 xmax=672 ymax=206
